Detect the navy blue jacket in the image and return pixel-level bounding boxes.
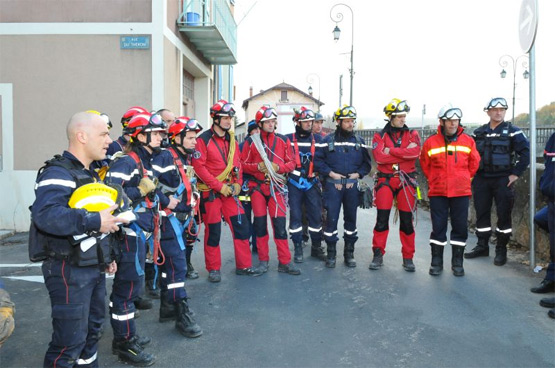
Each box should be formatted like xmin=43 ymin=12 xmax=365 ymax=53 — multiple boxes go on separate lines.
xmin=540 ymin=133 xmax=555 ymax=200
xmin=105 ymin=146 xmax=157 ymax=232
xmin=314 ymin=130 xmax=372 ymax=179
xmin=31 ymin=151 xmax=104 ymax=259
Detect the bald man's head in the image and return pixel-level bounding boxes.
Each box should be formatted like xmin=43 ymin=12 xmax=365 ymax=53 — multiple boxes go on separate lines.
xmin=66 ymin=111 xmax=112 ymax=166
xmin=67 ymin=111 xmax=98 ymax=142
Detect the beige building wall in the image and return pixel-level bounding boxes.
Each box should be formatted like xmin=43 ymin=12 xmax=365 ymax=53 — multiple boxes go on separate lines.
xmin=163 ymin=37 xmax=181 ymax=114
xmin=0 ymin=34 xmax=152 ymax=171
xmin=0 ymin=0 xmax=152 ymax=23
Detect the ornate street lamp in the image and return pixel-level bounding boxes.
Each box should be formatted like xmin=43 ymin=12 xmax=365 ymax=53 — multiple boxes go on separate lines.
xmin=330 ymin=3 xmax=354 ymax=106
xmin=498 ymin=54 xmax=529 ymax=123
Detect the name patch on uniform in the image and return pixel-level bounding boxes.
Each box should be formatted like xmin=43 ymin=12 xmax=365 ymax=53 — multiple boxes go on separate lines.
xmin=193 ymin=151 xmax=201 ymax=159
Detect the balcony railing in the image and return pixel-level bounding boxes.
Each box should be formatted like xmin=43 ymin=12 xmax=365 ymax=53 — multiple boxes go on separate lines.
xmin=177 ymin=0 xmax=237 ymax=65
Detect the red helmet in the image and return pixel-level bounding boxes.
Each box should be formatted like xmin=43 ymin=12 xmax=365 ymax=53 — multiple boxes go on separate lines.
xmin=292 ymin=107 xmax=315 ymax=122
xmin=255 ymin=105 xmax=278 ymax=124
xmin=124 ymin=113 xmax=167 ymax=138
xmin=121 ymin=106 xmax=148 ymax=128
xmin=168 ymin=117 xmax=203 ymax=140
xmin=210 ymin=100 xmax=236 ymax=118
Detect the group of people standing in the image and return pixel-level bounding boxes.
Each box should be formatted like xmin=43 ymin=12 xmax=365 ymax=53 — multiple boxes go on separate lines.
xmin=31 ymin=94 xmax=554 ymax=368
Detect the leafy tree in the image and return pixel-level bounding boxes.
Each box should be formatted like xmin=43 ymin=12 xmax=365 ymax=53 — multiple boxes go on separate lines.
xmin=514 ymin=101 xmax=555 ymax=127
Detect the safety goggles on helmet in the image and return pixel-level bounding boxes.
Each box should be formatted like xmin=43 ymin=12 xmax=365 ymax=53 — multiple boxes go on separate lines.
xmin=299 ymin=109 xmax=315 ymax=121
xmin=211 ymin=100 xmax=236 ymax=118
xmin=484 ymin=97 xmax=508 ymax=111
xmin=184 ymin=119 xmax=202 ymax=131
xmin=147 ymin=113 xmax=168 ymax=132
xmin=338 ymin=106 xmax=357 ymax=119
xmin=257 ymin=107 xmax=277 ymax=123
xmin=440 ymin=108 xmax=463 ymax=120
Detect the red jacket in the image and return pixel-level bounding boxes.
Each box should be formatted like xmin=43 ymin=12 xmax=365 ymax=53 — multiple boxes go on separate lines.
xmin=420 ymin=125 xmax=481 ymax=197
xmin=241 ymin=131 xmax=296 ymax=181
xmin=192 ymin=128 xmax=242 ymax=192
xmin=372 ymin=125 xmax=421 ymax=174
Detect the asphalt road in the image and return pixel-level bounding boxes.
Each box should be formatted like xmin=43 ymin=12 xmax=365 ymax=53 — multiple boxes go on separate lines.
xmin=1 ymin=207 xmax=554 ymax=368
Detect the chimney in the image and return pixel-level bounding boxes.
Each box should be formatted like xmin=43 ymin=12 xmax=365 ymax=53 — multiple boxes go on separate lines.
xmin=249 ymin=86 xmax=253 ymax=97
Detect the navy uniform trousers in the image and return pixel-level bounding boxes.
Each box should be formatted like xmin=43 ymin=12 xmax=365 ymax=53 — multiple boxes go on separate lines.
xmin=43 ymin=259 xmax=105 ymax=368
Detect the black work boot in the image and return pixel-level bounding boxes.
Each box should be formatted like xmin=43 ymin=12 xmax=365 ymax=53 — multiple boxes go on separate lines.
xmin=310 ymin=241 xmax=327 ymax=261
xmin=145 ymin=279 xmax=160 ymax=299
xmin=159 ymin=290 xmax=177 ymax=323
xmin=451 ymin=245 xmax=465 ymax=277
xmin=134 ymin=296 xmax=153 ymax=310
xmin=176 ymin=299 xmax=203 ymax=338
xmin=325 ymin=242 xmax=336 ymax=268
xmin=185 ymin=247 xmax=199 ymax=279
xmin=402 ymin=258 xmax=415 ymax=272
xmin=429 ymin=244 xmax=444 ymax=276
xmin=494 ymin=234 xmax=510 ymax=266
xmin=368 ymin=248 xmax=383 ymax=270
xmin=113 ymin=336 xmax=155 ymax=367
xmin=464 ymin=237 xmax=489 ymax=259
xmin=112 ymin=335 xmax=151 ymax=354
xmin=278 ymin=262 xmax=301 ymax=275
xmin=293 ymin=242 xmax=304 ymax=263
xmin=344 ymin=242 xmax=356 ymax=268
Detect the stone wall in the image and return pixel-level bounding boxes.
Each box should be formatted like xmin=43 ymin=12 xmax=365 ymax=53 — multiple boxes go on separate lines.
xmin=415 ymin=163 xmax=550 ymax=262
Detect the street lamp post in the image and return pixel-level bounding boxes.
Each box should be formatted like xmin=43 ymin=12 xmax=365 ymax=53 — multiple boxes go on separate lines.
xmin=307 ymin=73 xmax=321 ymax=112
xmin=330 ymin=3 xmax=354 ymax=106
xmin=498 ymin=54 xmax=529 ymax=124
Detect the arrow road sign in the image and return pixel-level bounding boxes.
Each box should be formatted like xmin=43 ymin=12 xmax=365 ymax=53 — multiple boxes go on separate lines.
xmin=519 ymin=0 xmax=538 ymax=53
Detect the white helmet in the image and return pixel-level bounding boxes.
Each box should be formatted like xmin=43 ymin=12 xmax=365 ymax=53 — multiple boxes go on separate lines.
xmin=438 ymin=104 xmax=463 ymax=120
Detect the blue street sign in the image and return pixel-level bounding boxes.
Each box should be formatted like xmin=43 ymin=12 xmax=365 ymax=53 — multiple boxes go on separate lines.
xmin=120 ymin=36 xmax=150 ymax=50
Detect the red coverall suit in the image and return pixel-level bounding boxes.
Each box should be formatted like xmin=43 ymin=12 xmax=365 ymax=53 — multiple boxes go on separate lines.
xmin=241 ymin=131 xmax=296 ymax=265
xmin=192 ymin=128 xmax=252 ymax=272
xmin=371 ymin=125 xmax=421 ymax=259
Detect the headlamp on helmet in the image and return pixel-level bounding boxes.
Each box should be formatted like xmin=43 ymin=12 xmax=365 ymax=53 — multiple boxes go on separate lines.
xmin=210 ymin=100 xmax=236 ymax=118
xmin=484 ymin=97 xmax=508 ymax=111
xmin=255 ymin=105 xmax=278 ymax=124
xmin=384 ymin=99 xmax=410 ymax=117
xmin=438 ymin=104 xmax=463 ymax=120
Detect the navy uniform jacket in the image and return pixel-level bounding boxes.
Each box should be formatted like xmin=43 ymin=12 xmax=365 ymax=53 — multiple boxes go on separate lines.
xmin=540 ymin=133 xmax=555 ymax=200
xmin=32 ymin=151 xmax=103 ymax=257
xmin=472 ymin=121 xmax=530 ymax=178
xmin=314 ymin=130 xmax=372 ymax=179
xmin=105 ymin=146 xmax=157 ymax=233
xmin=285 ymin=131 xmax=324 ymax=181
xmin=151 ymin=147 xmax=193 ymax=214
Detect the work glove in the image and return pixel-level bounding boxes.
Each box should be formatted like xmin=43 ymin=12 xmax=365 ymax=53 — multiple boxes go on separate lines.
xmin=138 ymin=177 xmax=157 ymax=197
xmin=270 ymin=162 xmax=279 ymax=172
xmin=219 ymin=184 xmax=233 ymax=197
xmin=258 ymin=162 xmax=268 ymax=173
xmin=231 ymin=183 xmax=242 ymax=196
xmin=0 ymin=288 xmax=15 ymax=347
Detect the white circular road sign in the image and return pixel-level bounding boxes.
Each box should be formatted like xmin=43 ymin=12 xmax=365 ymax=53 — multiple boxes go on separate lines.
xmin=519 ymin=0 xmax=538 ymax=53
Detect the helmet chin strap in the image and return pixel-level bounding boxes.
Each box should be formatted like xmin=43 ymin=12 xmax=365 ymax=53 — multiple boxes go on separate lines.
xmin=214 ymin=117 xmax=230 ymax=131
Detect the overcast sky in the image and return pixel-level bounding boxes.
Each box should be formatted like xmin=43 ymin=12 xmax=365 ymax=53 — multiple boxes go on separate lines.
xmin=233 ymin=0 xmax=554 ymax=128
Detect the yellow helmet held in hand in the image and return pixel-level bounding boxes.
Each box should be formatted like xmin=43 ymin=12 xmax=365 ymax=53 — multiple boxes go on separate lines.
xmin=68 ymin=183 xmax=120 ymax=213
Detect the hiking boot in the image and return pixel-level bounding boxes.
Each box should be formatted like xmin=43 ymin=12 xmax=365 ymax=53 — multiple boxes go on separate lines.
xmin=186 ymin=262 xmax=199 ymax=279
xmin=235 ymin=267 xmax=263 ymax=276
xmin=208 ymin=270 xmax=221 ymax=283
xmin=325 ymin=242 xmax=336 ymax=268
xmin=256 ymin=261 xmax=269 ymax=273
xmin=112 ymin=336 xmax=155 ymax=367
xmin=368 ymin=248 xmax=383 ymax=270
xmin=159 ymin=290 xmax=177 ymax=322
xmin=278 ymin=262 xmax=301 ymax=275
xmin=451 ymin=245 xmax=465 ymax=277
xmin=402 ymin=258 xmax=415 ymax=272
